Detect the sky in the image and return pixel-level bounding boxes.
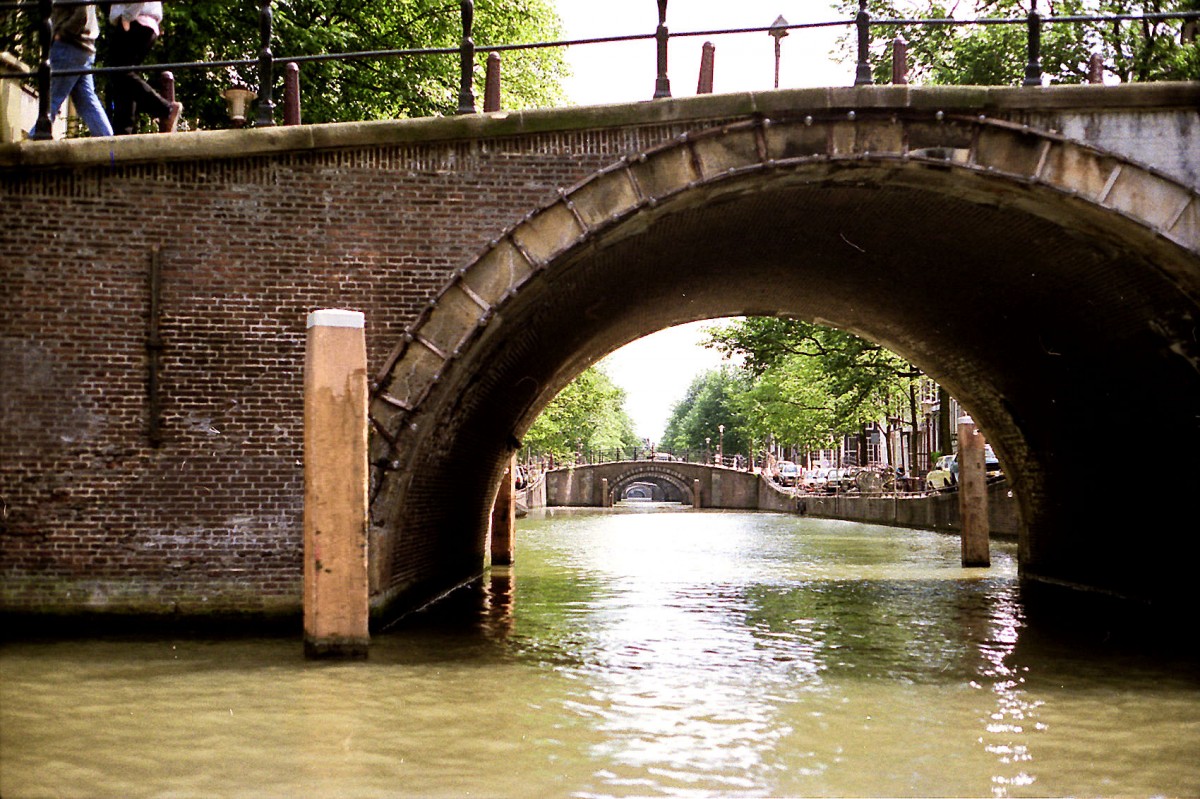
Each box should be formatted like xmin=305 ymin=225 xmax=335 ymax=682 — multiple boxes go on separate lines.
xmin=552 ymin=1 xmax=851 ymax=440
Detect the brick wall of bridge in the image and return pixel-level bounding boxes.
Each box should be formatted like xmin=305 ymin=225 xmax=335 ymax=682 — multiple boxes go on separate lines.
xmin=0 ymin=119 xmax=716 ymax=617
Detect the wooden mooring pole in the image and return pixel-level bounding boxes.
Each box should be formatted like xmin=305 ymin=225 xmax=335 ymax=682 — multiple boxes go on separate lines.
xmin=491 ymin=454 xmax=516 ymax=566
xmin=958 ymin=416 xmax=991 ymax=567
xmin=303 ymin=309 xmax=370 ymax=658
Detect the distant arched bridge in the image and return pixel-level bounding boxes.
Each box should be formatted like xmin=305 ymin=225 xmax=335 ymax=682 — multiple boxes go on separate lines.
xmin=546 ymin=461 xmax=793 ymax=510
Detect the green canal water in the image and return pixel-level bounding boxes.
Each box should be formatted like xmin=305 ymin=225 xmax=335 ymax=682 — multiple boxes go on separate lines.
xmin=2 ymin=506 xmax=1197 ymax=798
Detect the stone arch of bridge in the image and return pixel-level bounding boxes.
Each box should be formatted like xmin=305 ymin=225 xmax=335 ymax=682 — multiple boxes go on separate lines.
xmin=610 ymin=468 xmax=694 ymax=505
xmin=369 ymin=111 xmax=1200 ymax=616
xmin=622 ymin=482 xmax=663 ymax=501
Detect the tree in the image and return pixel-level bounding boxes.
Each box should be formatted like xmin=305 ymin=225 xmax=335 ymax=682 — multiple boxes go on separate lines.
xmin=660 ymin=367 xmax=752 ymax=460
xmin=835 ymin=0 xmax=1199 ymax=85
xmin=523 ymin=366 xmax=640 ymax=463
xmin=706 ymin=318 xmax=925 ymax=471
xmin=2 ymin=0 xmax=567 ymax=130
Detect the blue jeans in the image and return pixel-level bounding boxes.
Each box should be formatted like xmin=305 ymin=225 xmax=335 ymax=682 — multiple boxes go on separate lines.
xmin=32 ymin=40 xmax=114 ymax=138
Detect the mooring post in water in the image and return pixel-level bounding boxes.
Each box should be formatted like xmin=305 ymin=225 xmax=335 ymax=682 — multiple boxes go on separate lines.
xmin=491 ymin=454 xmax=516 ymax=566
xmin=957 ymin=415 xmax=990 ymax=567
xmin=693 ymin=479 xmax=702 ymax=509
xmin=601 ymin=478 xmax=610 ymax=508
xmin=303 ymin=309 xmax=369 ymax=658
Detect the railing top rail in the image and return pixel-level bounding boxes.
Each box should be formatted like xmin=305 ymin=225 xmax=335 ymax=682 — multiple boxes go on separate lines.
xmin=5 ymin=0 xmax=1197 ymax=137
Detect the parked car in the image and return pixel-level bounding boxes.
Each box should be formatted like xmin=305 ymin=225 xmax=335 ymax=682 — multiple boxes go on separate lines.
xmin=926 ymin=447 xmax=1002 ymax=490
xmin=824 ymin=467 xmax=851 ymax=493
xmin=802 ymin=468 xmax=829 ymax=492
xmin=775 ymin=461 xmax=800 ymax=486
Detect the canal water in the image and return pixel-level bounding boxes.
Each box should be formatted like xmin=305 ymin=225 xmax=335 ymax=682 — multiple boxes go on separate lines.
xmin=2 ymin=506 xmax=1197 ymax=798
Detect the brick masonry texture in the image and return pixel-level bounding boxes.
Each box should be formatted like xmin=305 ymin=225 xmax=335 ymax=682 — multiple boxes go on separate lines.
xmin=0 ymin=122 xmax=705 ymax=616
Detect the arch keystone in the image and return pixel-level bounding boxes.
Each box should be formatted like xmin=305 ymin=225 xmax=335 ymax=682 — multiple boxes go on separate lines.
xmin=691 ymin=128 xmax=763 ymax=178
xmin=855 ymin=118 xmax=906 ymax=154
xmin=764 ymin=120 xmax=829 ymax=159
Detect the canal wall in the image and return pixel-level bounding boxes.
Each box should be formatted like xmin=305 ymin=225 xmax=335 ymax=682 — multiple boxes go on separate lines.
xmin=785 ymin=480 xmax=1021 ymax=538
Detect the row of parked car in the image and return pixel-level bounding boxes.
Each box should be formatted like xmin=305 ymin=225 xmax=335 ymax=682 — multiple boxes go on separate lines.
xmin=773 ymin=451 xmax=1004 ymax=494
xmin=773 ymin=462 xmax=859 ymax=493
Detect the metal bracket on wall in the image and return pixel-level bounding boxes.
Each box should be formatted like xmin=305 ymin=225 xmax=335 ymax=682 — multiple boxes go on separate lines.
xmin=147 ymin=247 xmax=164 ymax=447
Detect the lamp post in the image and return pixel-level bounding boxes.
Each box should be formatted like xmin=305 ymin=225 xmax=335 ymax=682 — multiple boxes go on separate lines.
xmin=769 ymin=15 xmax=788 ymax=89
xmin=718 ymin=424 xmax=725 ymax=466
xmin=705 ymin=437 xmax=711 ymax=464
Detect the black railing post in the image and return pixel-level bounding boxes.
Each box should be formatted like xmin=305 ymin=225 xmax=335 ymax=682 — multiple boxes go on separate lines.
xmin=31 ymin=0 xmax=53 ymax=140
xmin=255 ymin=0 xmax=276 ymax=126
xmin=1023 ymin=0 xmax=1043 ymax=86
xmin=653 ymin=0 xmax=671 ymax=99
xmin=854 ymin=0 xmax=873 ymax=86
xmin=457 ymin=0 xmax=476 ymax=114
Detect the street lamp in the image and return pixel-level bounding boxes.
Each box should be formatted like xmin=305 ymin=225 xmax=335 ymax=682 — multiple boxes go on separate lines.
xmin=769 ymin=15 xmax=788 ymax=89
xmin=718 ymin=424 xmax=725 ymax=465
xmin=705 ymin=437 xmax=711 ymax=464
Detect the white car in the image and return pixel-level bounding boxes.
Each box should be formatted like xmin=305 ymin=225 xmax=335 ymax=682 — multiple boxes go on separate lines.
xmin=775 ymin=461 xmax=799 ymax=486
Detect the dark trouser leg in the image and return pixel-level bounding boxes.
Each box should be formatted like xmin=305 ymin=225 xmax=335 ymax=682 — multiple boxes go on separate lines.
xmin=107 ymin=22 xmax=170 ymax=135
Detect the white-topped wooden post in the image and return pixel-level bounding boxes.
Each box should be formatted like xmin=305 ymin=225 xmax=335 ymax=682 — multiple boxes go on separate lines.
xmin=303 ymin=309 xmax=370 ymax=658
xmin=490 ymin=454 xmax=516 ymax=566
xmin=957 ymin=415 xmax=991 ymax=567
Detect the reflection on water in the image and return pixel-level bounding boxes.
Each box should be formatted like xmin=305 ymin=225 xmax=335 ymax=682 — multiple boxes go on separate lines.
xmin=2 ymin=506 xmax=1198 ymax=798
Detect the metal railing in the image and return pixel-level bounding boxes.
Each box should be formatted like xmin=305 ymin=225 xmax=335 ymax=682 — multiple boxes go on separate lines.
xmin=2 ymin=0 xmax=1197 ymax=140
xmin=536 ymin=446 xmax=760 ymax=471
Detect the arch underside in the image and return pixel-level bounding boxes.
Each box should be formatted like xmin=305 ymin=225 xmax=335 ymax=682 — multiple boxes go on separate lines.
xmin=611 ymin=470 xmax=693 ymax=504
xmin=368 ymin=112 xmax=1200 ymax=616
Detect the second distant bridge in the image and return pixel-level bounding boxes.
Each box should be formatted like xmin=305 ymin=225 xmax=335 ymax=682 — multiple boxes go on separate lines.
xmin=546 ymin=460 xmax=795 ymax=510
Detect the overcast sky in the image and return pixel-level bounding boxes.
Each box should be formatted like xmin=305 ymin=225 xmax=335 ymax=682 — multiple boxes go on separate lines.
xmin=552 ymin=1 xmax=850 ymax=440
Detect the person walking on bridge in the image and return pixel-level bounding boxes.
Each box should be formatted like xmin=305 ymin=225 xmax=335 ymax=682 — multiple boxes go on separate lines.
xmin=30 ymin=2 xmax=113 ymax=138
xmin=106 ymin=2 xmax=181 ymax=134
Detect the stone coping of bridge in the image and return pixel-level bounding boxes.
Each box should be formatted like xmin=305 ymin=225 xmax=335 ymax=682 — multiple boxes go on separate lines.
xmin=1 ymin=83 xmax=1196 ymax=170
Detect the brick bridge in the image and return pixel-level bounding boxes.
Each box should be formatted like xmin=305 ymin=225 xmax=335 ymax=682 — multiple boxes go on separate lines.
xmin=2 ymin=84 xmax=1199 ymax=624
xmin=546 ymin=461 xmax=789 ymax=510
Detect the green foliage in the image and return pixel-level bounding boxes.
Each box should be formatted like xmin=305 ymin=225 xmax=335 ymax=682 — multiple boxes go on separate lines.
xmin=834 ymin=0 xmax=1199 ymax=84
xmin=2 ymin=0 xmax=567 ymax=130
xmin=705 ymin=317 xmax=923 ymax=457
xmin=523 ymin=366 xmax=640 ymax=462
xmin=660 ymin=366 xmax=752 ymax=457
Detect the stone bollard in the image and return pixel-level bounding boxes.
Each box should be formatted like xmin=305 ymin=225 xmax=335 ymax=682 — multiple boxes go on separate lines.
xmin=303 ymin=309 xmax=369 ymax=658
xmin=157 ymin=71 xmax=175 ymax=133
xmin=484 ymin=52 xmax=501 ymax=112
xmin=957 ymin=415 xmax=990 ymax=567
xmin=696 ymin=41 xmax=714 ymax=94
xmin=891 ymin=36 xmax=908 ymax=85
xmin=283 ymin=62 xmax=301 ymax=125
